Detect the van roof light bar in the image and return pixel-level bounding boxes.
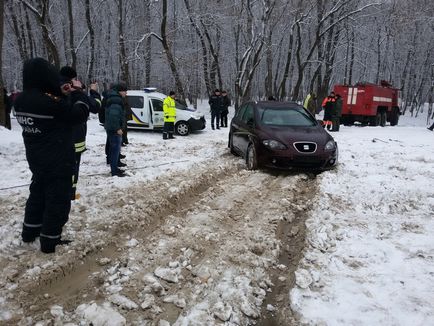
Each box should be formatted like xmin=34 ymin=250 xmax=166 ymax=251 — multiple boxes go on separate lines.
xmin=143 ymin=87 xmax=157 ymax=93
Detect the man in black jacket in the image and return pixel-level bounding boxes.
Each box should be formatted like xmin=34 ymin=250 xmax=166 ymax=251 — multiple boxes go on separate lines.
xmin=60 ymin=66 xmax=101 ymax=200
xmin=104 ymin=83 xmax=127 ymax=177
xmin=209 ymin=89 xmax=222 ymax=130
xmin=220 ymin=90 xmax=231 ymax=128
xmin=14 ymin=58 xmax=89 ymax=254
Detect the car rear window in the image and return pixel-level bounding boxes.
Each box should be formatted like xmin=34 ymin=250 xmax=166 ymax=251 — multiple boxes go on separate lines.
xmin=258 ymin=107 xmax=316 ymax=127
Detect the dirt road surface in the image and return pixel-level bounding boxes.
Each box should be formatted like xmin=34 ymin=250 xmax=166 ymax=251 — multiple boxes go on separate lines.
xmin=0 ymin=142 xmax=319 ymax=325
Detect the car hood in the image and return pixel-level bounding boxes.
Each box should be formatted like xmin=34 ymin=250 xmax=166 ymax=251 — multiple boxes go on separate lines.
xmin=260 ymin=125 xmax=332 ymax=145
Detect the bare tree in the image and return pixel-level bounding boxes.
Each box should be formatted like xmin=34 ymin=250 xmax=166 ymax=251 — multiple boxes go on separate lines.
xmin=0 ymin=0 xmax=5 ymax=129
xmin=158 ymin=0 xmax=186 ymax=103
xmin=20 ymin=0 xmax=60 ymax=67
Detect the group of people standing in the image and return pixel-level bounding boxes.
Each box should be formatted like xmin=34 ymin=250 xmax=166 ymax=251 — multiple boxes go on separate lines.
xmin=13 ymin=57 xmax=132 ymax=253
xmin=304 ymin=91 xmax=342 ymax=132
xmin=321 ymin=91 xmax=342 ymax=132
xmin=209 ymin=89 xmax=231 ymax=130
xmin=14 ymin=58 xmax=94 ymax=253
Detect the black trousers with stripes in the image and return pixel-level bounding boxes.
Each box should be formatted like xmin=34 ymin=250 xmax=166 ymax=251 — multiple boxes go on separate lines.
xmin=22 ymin=175 xmax=72 ymax=244
xmin=72 ymin=152 xmax=82 ymax=200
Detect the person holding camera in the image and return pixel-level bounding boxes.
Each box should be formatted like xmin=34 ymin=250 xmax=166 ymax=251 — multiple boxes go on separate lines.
xmin=14 ymin=58 xmax=89 ymax=253
xmin=60 ymin=66 xmax=101 ymax=200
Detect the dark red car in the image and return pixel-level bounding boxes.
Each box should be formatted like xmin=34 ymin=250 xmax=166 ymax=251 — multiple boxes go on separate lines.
xmin=228 ymin=101 xmax=338 ymax=170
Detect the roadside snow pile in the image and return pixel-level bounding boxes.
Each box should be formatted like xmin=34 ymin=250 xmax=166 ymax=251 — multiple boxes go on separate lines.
xmin=291 ymin=123 xmax=434 ymax=325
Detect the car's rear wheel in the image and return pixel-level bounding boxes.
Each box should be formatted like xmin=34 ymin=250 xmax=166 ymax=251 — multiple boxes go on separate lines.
xmin=175 ymin=121 xmax=190 ymax=136
xmin=246 ymin=144 xmax=258 ymax=170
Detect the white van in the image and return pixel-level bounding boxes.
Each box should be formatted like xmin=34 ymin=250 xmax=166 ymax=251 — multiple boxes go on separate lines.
xmin=126 ymin=88 xmax=206 ymax=136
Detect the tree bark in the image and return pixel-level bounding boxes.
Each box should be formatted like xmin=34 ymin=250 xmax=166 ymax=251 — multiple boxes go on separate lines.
xmin=21 ymin=0 xmax=60 ymax=67
xmin=84 ymin=0 xmax=95 ymax=83
xmin=160 ymin=0 xmax=186 ymax=103
xmin=66 ymin=0 xmax=77 ymax=69
xmin=0 ymin=0 xmax=5 ymax=128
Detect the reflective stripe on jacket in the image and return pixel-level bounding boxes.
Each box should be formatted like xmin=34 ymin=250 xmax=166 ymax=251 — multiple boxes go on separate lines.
xmin=303 ymin=94 xmax=311 ymax=109
xmin=163 ymin=96 xmax=176 ymax=122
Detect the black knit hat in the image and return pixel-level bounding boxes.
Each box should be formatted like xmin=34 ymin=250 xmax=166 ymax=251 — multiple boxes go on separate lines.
xmin=59 ymin=75 xmax=72 ymax=86
xmin=59 ymin=66 xmax=77 ymax=79
xmin=23 ymin=58 xmax=61 ymax=96
xmin=112 ymin=83 xmax=128 ymax=92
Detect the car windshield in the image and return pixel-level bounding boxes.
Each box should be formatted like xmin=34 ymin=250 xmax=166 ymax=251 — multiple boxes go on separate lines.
xmin=176 ymin=101 xmax=195 ymax=112
xmin=258 ymin=107 xmax=316 ymax=127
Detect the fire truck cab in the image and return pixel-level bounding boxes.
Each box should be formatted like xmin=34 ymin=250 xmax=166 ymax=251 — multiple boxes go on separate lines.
xmin=333 ymin=81 xmax=401 ymax=126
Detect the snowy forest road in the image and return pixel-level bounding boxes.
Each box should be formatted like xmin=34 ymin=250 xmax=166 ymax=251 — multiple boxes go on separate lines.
xmin=0 ymin=148 xmax=319 ymax=325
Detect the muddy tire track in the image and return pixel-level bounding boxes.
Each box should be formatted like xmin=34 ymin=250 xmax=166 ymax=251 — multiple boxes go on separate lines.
xmin=2 ymin=158 xmax=242 ymax=322
xmin=2 ymin=155 xmax=320 ymax=325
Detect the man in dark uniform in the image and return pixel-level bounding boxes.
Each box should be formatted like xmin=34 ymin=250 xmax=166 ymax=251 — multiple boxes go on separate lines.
xmin=104 ymin=83 xmax=128 ymax=177
xmin=209 ymin=89 xmax=222 ymax=130
xmin=14 ymin=58 xmax=89 ymax=253
xmin=59 ymin=66 xmax=101 ymax=200
xmin=220 ymin=90 xmax=231 ymax=128
xmin=331 ymin=94 xmax=342 ymax=131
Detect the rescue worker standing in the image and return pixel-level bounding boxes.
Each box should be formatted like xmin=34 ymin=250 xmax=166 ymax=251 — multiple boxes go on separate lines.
xmin=303 ymin=92 xmax=317 ymax=117
xmin=59 ymin=66 xmax=101 ymax=200
xmin=220 ymin=90 xmax=231 ymax=128
xmin=209 ymin=89 xmax=222 ymax=130
xmin=14 ymin=58 xmax=89 ymax=253
xmin=322 ymin=91 xmax=336 ymax=130
xmin=331 ymin=94 xmax=342 ymax=131
xmin=163 ymin=91 xmax=176 ymax=140
xmin=105 ymin=83 xmax=127 ymax=176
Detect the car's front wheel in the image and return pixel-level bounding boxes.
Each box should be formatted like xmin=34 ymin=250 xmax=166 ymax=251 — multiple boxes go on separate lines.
xmin=175 ymin=121 xmax=190 ymax=136
xmin=246 ymin=144 xmax=258 ymax=170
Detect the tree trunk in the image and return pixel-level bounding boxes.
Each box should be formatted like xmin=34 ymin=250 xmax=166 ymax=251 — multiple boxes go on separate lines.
xmin=66 ymin=0 xmax=77 ymax=69
xmin=84 ymin=0 xmax=95 ymax=82
xmin=8 ymin=2 xmax=28 ymax=61
xmin=21 ymin=0 xmax=60 ymax=67
xmin=144 ymin=0 xmax=151 ymax=86
xmin=161 ymin=0 xmax=186 ymax=103
xmin=117 ymin=0 xmax=130 ymax=85
xmin=0 ymin=0 xmax=5 ymax=128
xmin=183 ymin=0 xmax=211 ymax=94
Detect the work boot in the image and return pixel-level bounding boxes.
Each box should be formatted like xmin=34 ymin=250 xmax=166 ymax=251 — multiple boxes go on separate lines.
xmin=22 ymin=228 xmax=40 ymax=243
xmin=112 ymin=169 xmax=126 ymax=177
xmin=40 ymin=238 xmax=72 ymax=254
xmin=169 ymin=134 xmax=176 ymax=139
xmin=211 ymin=125 xmax=215 ymax=130
xmin=118 ymin=161 xmax=127 ymax=167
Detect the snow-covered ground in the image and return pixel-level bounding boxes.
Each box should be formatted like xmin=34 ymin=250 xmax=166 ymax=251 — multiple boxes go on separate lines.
xmin=290 ymin=115 xmax=434 ymax=325
xmin=0 ymin=103 xmax=433 ymax=325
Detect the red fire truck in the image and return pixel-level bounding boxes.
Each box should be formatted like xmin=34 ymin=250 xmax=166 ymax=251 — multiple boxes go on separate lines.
xmin=333 ymin=81 xmax=401 ymax=126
